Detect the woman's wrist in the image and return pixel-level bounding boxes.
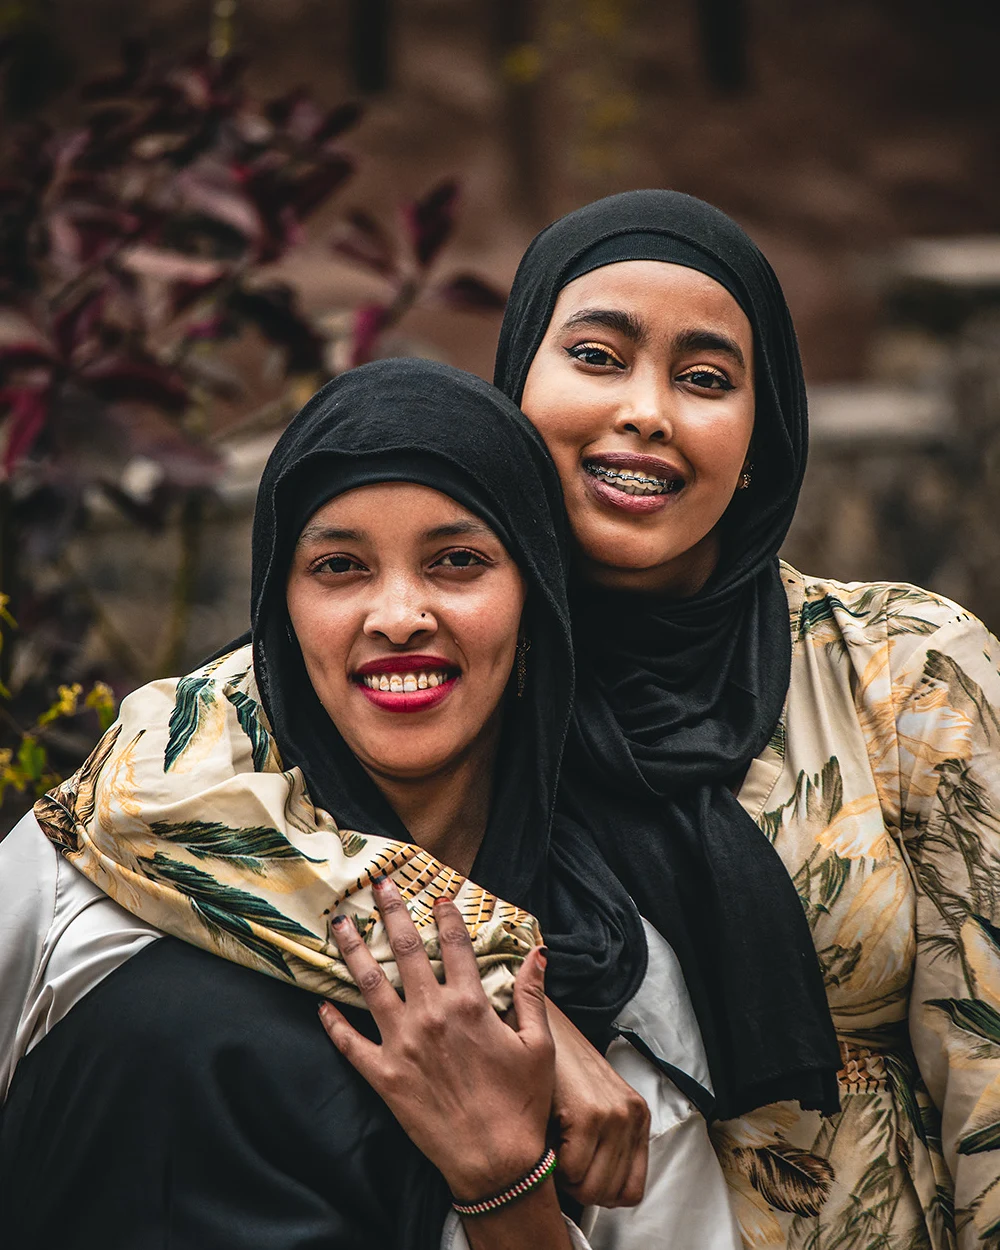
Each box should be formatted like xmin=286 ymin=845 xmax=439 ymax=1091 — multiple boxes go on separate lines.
xmin=445 ymin=1136 xmax=551 ymax=1205
xmin=460 ymin=1178 xmax=572 ymax=1250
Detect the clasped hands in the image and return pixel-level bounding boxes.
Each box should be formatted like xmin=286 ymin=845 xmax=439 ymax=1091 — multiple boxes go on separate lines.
xmin=319 ymin=876 xmax=649 ymax=1209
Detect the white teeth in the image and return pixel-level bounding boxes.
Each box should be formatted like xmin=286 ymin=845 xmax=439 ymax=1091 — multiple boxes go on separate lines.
xmin=361 ymin=669 xmax=451 ymax=691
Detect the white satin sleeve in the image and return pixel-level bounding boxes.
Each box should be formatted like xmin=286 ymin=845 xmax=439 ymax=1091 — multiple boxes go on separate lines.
xmin=581 ymin=921 xmax=740 ymax=1249
xmin=581 ymin=1038 xmax=742 ymax=1250
xmin=441 ymin=1210 xmax=593 ymax=1249
xmin=0 ymin=809 xmax=162 ymax=1099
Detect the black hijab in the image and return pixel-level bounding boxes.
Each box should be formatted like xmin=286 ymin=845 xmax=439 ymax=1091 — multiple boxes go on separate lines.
xmin=495 ymin=190 xmax=841 ymax=1120
xmin=250 ymin=357 xmax=645 ymax=1044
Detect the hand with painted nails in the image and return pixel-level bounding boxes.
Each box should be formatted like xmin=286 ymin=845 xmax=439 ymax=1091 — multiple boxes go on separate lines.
xmin=319 ymin=877 xmax=567 ymax=1247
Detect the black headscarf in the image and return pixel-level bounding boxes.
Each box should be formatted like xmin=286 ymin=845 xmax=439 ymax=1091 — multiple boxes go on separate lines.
xmin=250 ymin=357 xmax=645 ymax=1044
xmin=495 ymin=190 xmax=841 ymax=1120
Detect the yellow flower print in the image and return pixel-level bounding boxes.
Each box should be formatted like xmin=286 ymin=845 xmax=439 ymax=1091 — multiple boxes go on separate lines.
xmin=896 ymin=681 xmax=974 ymax=803
xmin=815 ymin=793 xmax=888 ymax=860
xmin=965 ymin=914 xmax=1000 ymax=1014
xmin=833 ymin=862 xmax=915 ymax=1003
xmin=974 ymin=1175 xmax=1000 ymax=1241
xmin=725 ymin=1168 xmax=785 ymax=1247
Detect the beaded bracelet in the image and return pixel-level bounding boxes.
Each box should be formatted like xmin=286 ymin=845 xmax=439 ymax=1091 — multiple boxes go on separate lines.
xmin=451 ymin=1146 xmax=558 ymax=1218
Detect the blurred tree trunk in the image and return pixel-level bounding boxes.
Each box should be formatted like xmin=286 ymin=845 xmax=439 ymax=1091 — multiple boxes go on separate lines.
xmin=696 ymin=0 xmax=749 ymax=92
xmin=488 ymin=0 xmax=544 ymax=222
xmin=350 ymin=0 xmax=392 ymax=93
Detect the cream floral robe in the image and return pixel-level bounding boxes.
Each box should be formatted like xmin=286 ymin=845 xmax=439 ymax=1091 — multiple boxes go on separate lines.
xmin=713 ymin=563 xmax=1000 ymax=1250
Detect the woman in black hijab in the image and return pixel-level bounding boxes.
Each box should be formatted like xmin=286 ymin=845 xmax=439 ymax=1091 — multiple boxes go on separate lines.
xmin=2 ymin=360 xmax=650 ymax=1250
xmin=494 ymin=189 xmax=1000 ymax=1250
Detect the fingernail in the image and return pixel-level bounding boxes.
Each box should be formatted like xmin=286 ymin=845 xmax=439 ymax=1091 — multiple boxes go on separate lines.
xmin=331 ymin=914 xmax=348 ymax=927
xmin=537 ymin=946 xmax=548 ymax=969
xmin=433 ymin=895 xmax=452 ymax=907
xmin=371 ymin=873 xmax=387 ymax=889
xmin=318 ymin=1002 xmax=331 ymax=1019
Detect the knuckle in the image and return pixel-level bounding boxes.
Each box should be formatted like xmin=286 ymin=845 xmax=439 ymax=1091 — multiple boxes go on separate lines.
xmin=438 ymin=920 xmax=471 ymax=947
xmin=378 ymin=893 xmax=406 ymax=916
xmin=391 ymin=931 xmax=423 ymax=959
xmin=620 ymin=1180 xmax=644 ymax=1208
xmin=556 ymin=1158 xmax=586 ymax=1187
xmin=357 ymin=967 xmax=386 ymax=995
xmin=420 ymin=1006 xmax=448 ymax=1036
xmin=335 ymin=927 xmax=361 ymax=953
xmin=453 ymin=989 xmax=487 ymax=1019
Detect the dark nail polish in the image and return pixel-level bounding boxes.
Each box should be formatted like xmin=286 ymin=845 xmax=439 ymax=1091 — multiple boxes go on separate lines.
xmin=537 ymin=946 xmax=548 ymax=968
xmin=371 ymin=873 xmax=387 ymax=888
xmin=331 ymin=914 xmax=348 ymax=927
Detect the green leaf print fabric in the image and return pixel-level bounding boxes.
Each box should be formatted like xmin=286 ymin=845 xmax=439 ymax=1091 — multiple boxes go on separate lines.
xmin=34 ymin=644 xmax=541 ymax=1013
xmin=713 ymin=563 xmax=1000 ymax=1250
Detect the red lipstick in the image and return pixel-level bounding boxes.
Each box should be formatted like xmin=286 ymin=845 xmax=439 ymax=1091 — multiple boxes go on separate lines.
xmin=353 ymin=654 xmax=459 ymax=714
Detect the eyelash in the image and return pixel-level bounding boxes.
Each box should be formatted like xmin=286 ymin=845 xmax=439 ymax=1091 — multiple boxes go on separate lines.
xmin=308 ymin=548 xmax=489 ymax=576
xmin=564 ymin=343 xmax=734 ymax=390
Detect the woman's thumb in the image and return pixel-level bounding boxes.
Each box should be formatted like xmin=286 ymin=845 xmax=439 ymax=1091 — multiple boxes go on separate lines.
xmin=512 ymin=946 xmax=549 ymax=1041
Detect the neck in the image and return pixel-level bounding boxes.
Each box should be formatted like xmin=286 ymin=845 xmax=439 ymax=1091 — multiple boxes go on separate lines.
xmin=364 ymin=720 xmax=500 ymax=877
xmin=581 ymin=529 xmax=721 ymax=596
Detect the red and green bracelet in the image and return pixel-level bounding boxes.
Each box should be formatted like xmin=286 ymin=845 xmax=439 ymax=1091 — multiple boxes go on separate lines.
xmin=451 ymin=1146 xmax=558 ymax=1218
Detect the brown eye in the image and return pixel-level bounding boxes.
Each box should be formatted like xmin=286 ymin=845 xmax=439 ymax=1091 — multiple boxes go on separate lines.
xmin=565 ymin=343 xmax=626 ymax=369
xmin=434 ymin=549 xmax=487 ymax=569
xmin=678 ymin=367 xmax=733 ymax=391
xmin=316 ymin=555 xmax=364 ymax=575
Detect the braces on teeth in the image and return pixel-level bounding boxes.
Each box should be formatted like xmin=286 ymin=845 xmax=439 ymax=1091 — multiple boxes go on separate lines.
xmin=586 ymin=464 xmax=681 ymax=495
xmin=362 ymin=671 xmax=450 ymax=692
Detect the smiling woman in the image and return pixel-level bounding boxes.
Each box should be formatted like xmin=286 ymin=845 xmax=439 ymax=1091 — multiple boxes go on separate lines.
xmin=286 ymin=483 xmax=525 ymax=862
xmin=0 ymin=359 xmax=664 ymax=1250
xmin=494 ymin=189 xmax=1000 ymax=1250
xmin=521 ymin=260 xmax=755 ymax=595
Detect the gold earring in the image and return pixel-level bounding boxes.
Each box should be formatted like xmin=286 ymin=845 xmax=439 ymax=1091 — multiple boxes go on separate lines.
xmin=738 ymin=463 xmax=753 ymax=490
xmin=516 ymin=636 xmax=530 ymax=698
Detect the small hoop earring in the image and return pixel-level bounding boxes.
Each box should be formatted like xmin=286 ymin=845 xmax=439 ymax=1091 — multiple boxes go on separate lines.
xmin=738 ymin=463 xmax=753 ymax=490
xmin=516 ymin=636 xmax=530 ymax=699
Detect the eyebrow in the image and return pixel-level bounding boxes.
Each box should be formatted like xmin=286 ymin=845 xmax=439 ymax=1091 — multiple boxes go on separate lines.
xmin=559 ymin=310 xmax=746 ymax=369
xmin=559 ymin=308 xmax=648 ymax=345
xmin=673 ymin=328 xmax=746 ymax=369
xmin=424 ymin=520 xmax=496 ymax=541
xmin=296 ymin=525 xmax=361 ymax=547
xmin=295 ymin=519 xmax=496 ymax=547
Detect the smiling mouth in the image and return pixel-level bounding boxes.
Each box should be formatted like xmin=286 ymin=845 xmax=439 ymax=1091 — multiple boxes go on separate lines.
xmin=584 ymin=462 xmax=685 ymax=497
xmin=359 ymin=668 xmax=453 ymax=693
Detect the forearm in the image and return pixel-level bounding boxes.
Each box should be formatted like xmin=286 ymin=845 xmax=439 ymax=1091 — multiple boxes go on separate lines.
xmin=461 ymin=1180 xmax=573 ymax=1250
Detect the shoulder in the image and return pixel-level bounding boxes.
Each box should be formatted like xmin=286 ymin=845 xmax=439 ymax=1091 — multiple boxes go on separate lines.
xmin=780 ymin=561 xmax=994 ymax=675
xmin=781 ymin=560 xmax=973 ymax=641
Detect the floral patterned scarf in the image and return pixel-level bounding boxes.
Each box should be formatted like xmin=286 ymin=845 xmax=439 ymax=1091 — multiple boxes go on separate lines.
xmin=35 ymin=642 xmax=539 ymax=1012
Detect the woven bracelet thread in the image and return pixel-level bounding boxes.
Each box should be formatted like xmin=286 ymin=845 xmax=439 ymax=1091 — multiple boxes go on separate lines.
xmin=451 ymin=1146 xmax=557 ymax=1217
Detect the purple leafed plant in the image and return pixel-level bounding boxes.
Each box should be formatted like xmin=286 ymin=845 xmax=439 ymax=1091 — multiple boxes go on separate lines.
xmin=0 ymin=41 xmax=507 ymax=828
xmin=332 ymin=179 xmax=507 ymax=368
xmin=0 ymin=43 xmax=359 ymax=793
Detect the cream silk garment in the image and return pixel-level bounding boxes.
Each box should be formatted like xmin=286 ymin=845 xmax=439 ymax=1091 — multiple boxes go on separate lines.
xmin=711 ymin=565 xmax=1000 ymax=1250
xmin=34 ymin=644 xmax=540 ymax=1013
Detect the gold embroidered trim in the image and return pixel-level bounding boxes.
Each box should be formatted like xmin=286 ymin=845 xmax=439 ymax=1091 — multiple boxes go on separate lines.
xmin=837 ymin=1043 xmax=889 ymax=1094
